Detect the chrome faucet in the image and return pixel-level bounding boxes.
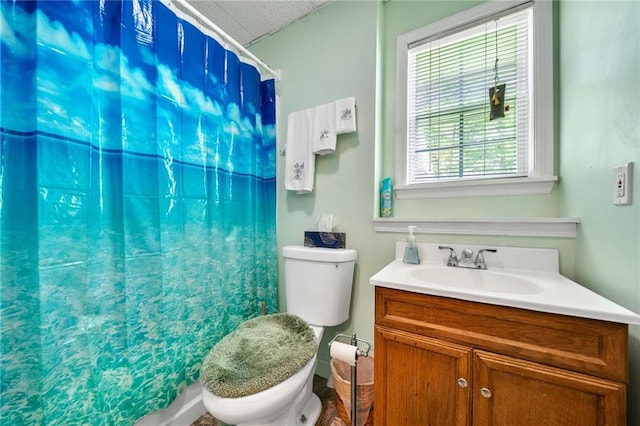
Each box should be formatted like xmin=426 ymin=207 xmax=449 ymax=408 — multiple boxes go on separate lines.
xmin=460 ymin=248 xmax=474 ymax=262
xmin=438 ymin=246 xmax=497 ymax=269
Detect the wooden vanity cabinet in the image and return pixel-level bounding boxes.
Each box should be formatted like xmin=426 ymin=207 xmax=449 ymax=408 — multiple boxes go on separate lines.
xmin=374 ymin=287 xmax=629 ymax=426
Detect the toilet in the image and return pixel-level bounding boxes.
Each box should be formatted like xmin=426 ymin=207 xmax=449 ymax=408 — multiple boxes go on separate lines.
xmin=201 ymin=245 xmax=357 ymax=425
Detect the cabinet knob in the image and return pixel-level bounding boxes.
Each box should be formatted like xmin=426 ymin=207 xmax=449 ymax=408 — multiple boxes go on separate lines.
xmin=457 ymin=378 xmax=468 ymax=388
xmin=480 ymin=387 xmax=492 ymax=398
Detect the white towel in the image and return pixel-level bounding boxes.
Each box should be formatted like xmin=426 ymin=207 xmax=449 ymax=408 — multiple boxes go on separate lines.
xmin=311 ymin=102 xmax=337 ymax=155
xmin=335 ymin=97 xmax=357 ymax=134
xmin=285 ymin=108 xmax=315 ymax=193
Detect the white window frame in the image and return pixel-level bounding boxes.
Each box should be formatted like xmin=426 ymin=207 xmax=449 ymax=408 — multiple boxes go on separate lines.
xmin=395 ymin=0 xmax=556 ymax=199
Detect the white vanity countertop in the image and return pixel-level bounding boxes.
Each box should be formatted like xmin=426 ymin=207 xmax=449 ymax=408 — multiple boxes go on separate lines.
xmin=370 ymin=243 xmax=640 ymax=325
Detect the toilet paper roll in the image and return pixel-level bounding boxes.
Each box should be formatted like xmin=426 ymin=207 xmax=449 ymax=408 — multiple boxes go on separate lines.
xmin=330 ymin=341 xmax=358 ymax=366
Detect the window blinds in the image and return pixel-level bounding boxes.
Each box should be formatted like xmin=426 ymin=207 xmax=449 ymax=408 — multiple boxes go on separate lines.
xmin=406 ymin=7 xmax=532 ymax=183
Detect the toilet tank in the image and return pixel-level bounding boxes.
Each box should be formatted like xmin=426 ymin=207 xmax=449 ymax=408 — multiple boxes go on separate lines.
xmin=283 ymin=246 xmax=357 ymax=327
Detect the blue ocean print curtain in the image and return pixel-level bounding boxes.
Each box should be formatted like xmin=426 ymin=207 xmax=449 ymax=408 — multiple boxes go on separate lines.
xmin=0 ymin=0 xmax=277 ymax=424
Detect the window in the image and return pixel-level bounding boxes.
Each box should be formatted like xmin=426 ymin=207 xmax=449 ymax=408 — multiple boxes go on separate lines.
xmin=396 ymin=0 xmax=556 ymax=199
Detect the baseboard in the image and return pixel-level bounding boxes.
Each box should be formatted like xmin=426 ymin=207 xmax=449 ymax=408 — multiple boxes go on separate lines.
xmin=135 ymin=381 xmax=207 ymax=426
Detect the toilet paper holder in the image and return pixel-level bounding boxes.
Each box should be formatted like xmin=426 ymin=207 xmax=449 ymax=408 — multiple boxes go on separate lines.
xmin=328 ymin=333 xmax=372 ymax=426
xmin=328 ymin=333 xmax=371 ymax=358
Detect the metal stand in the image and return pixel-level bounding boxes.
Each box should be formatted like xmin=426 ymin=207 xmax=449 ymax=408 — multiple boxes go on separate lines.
xmin=328 ymin=333 xmax=371 ymax=426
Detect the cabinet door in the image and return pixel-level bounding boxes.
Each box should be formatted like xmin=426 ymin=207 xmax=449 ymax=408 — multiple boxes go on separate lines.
xmin=473 ymin=350 xmax=626 ymax=426
xmin=374 ymin=326 xmax=472 ymax=426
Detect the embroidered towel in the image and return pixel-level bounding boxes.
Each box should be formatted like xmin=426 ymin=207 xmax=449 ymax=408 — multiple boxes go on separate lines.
xmin=334 ymin=97 xmax=356 ymax=134
xmin=311 ymin=102 xmax=337 ymax=156
xmin=285 ymin=108 xmax=315 ymax=193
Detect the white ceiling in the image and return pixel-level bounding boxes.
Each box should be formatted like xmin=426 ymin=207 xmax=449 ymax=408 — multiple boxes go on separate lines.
xmin=186 ymin=0 xmax=332 ymax=47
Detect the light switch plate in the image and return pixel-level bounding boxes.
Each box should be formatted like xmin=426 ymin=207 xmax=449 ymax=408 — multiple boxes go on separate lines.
xmin=613 ymin=162 xmax=633 ymax=205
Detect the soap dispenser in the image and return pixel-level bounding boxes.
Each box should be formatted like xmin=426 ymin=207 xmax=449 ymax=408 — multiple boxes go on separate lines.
xmin=403 ymin=226 xmax=420 ymax=264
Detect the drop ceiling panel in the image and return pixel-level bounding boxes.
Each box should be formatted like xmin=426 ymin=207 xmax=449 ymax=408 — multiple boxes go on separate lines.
xmin=186 ymin=1 xmax=255 ymax=46
xmin=186 ymin=0 xmax=331 ymax=46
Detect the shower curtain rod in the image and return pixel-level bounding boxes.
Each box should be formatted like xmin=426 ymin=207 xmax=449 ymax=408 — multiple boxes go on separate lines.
xmin=165 ymin=0 xmax=280 ymax=80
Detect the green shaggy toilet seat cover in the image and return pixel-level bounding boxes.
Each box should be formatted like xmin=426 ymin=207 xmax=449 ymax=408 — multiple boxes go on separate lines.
xmin=200 ymin=313 xmax=318 ymax=398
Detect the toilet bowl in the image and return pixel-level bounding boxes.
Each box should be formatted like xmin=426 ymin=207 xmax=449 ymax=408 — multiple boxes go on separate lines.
xmin=201 ymin=246 xmax=357 ymax=425
xmin=202 ymin=326 xmax=323 ymax=426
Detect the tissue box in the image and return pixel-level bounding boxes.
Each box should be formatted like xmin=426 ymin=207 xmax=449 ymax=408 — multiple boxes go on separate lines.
xmin=304 ymin=232 xmax=346 ymax=249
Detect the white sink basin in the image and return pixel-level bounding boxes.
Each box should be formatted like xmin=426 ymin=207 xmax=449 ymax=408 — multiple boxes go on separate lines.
xmin=369 ymin=243 xmax=640 ymax=324
xmin=410 ymin=266 xmax=543 ymax=295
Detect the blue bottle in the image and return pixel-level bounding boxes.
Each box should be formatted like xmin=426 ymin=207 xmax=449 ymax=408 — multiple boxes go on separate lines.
xmin=380 ymin=177 xmax=393 ymax=217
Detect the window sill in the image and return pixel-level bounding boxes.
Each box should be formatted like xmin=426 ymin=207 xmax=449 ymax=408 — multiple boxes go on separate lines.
xmin=394 ymin=176 xmax=558 ymax=199
xmin=372 ymin=217 xmax=580 ymax=238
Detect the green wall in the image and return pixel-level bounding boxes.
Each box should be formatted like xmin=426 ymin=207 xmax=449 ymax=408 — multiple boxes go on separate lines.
xmin=250 ymin=0 xmax=385 ymax=372
xmin=557 ymin=0 xmax=640 ymax=422
xmin=251 ymin=0 xmax=640 ymax=422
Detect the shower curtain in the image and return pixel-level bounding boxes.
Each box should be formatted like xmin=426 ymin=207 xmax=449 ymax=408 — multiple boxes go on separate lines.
xmin=0 ymin=0 xmax=277 ymax=424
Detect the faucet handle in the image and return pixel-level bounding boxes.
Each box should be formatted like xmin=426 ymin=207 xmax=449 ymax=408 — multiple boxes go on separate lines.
xmin=474 ymin=248 xmax=497 ymax=269
xmin=438 ymin=246 xmax=459 ymax=266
